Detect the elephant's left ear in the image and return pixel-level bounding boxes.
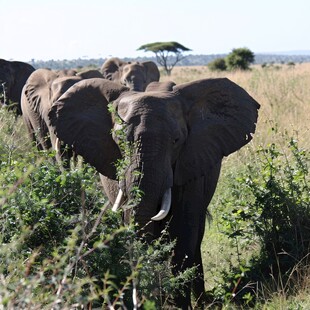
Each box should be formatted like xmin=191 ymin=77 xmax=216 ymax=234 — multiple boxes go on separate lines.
xmin=49 ymin=78 xmax=128 ymax=179
xmin=173 ymin=78 xmax=260 ymax=185
xmin=142 ymin=61 xmax=160 ymax=83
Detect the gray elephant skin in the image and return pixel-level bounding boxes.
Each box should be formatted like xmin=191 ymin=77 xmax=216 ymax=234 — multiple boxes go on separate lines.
xmin=21 ymin=68 xmax=104 ymax=165
xmin=101 ymin=57 xmax=160 ymax=91
xmin=0 ymin=58 xmax=35 ymax=115
xmin=49 ymin=78 xmax=260 ymax=308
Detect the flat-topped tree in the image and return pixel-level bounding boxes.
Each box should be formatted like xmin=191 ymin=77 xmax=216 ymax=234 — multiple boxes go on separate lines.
xmin=137 ymin=41 xmax=191 ymax=76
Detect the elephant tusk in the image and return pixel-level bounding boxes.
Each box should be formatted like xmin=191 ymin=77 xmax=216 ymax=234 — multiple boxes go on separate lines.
xmin=112 ymin=189 xmax=123 ymax=212
xmin=55 ymin=137 xmax=60 ymax=153
xmin=151 ymin=188 xmax=171 ymax=221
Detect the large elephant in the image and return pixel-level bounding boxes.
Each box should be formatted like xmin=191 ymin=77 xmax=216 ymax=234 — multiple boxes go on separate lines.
xmin=100 ymin=57 xmax=160 ymax=91
xmin=21 ymin=68 xmax=103 ymax=164
xmin=0 ymin=58 xmax=35 ymax=115
xmin=49 ymin=78 xmax=260 ymax=308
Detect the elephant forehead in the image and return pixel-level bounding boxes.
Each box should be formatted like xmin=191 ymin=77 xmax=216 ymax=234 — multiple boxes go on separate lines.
xmin=123 ymin=63 xmax=143 ymax=71
xmin=117 ymin=92 xmax=176 ymax=120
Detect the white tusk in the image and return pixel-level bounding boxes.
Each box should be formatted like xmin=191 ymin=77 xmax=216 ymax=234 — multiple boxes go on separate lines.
xmin=55 ymin=137 xmax=60 ymax=152
xmin=151 ymin=188 xmax=171 ymax=221
xmin=112 ymin=189 xmax=123 ymax=212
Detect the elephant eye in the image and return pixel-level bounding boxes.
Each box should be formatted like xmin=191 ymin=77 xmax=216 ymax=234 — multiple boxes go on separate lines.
xmin=173 ymin=137 xmax=180 ymax=145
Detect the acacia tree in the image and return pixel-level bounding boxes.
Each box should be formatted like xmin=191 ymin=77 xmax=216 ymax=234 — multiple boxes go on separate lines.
xmin=137 ymin=41 xmax=191 ymax=76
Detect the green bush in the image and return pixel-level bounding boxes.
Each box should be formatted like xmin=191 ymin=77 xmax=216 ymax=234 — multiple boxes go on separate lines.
xmin=0 ymin=108 xmax=194 ymax=309
xmin=226 ymin=47 xmax=255 ymax=70
xmin=208 ymin=58 xmax=227 ymax=71
xmin=213 ymin=134 xmax=309 ymax=305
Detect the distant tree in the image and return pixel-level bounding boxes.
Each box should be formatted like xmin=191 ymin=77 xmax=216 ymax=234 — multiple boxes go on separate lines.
xmin=287 ymin=61 xmax=296 ymax=67
xmin=208 ymin=58 xmax=227 ymax=71
xmin=261 ymin=62 xmax=268 ymax=68
xmin=226 ymin=48 xmax=255 ymax=70
xmin=137 ymin=41 xmax=191 ymax=75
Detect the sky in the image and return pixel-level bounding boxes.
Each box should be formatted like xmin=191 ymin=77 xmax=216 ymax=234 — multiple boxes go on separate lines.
xmin=1 ymin=0 xmax=310 ymax=62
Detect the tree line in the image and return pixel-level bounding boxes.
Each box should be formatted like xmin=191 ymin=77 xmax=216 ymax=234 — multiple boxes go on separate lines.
xmin=26 ymin=41 xmax=310 ymax=71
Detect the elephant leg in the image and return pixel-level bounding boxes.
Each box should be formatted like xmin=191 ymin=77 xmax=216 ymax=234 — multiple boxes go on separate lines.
xmin=170 ymin=181 xmax=207 ymax=309
xmin=170 ymin=161 xmax=222 ymax=308
xmin=22 ymin=116 xmax=41 ymax=149
xmin=34 ymin=121 xmax=51 ymax=151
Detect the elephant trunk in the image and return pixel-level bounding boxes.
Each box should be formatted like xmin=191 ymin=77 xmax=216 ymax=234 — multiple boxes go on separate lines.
xmin=125 ymin=81 xmax=144 ymax=92
xmin=124 ymin=159 xmax=173 ymax=237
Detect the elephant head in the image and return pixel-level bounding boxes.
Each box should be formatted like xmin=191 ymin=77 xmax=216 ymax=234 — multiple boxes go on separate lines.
xmin=49 ymin=77 xmax=259 ymax=308
xmin=0 ymin=58 xmax=35 ymax=115
xmin=100 ymin=57 xmax=160 ymax=91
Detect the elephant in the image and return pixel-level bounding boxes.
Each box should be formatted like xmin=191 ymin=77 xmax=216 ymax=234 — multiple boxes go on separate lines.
xmin=55 ymin=69 xmax=77 ymax=77
xmin=0 ymin=58 xmax=35 ymax=115
xmin=145 ymin=80 xmax=176 ymax=92
xmin=21 ymin=68 xmax=104 ymax=165
xmin=76 ymin=69 xmax=104 ymax=79
xmin=100 ymin=57 xmax=160 ymax=91
xmin=48 ymin=77 xmax=260 ymax=308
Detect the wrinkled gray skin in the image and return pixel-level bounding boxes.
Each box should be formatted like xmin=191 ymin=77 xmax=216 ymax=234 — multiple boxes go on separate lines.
xmin=101 ymin=57 xmax=160 ymax=91
xmin=0 ymin=58 xmax=35 ymax=115
xmin=77 ymin=69 xmax=104 ymax=79
xmin=49 ymin=78 xmax=260 ymax=309
xmin=21 ymin=68 xmax=104 ymax=165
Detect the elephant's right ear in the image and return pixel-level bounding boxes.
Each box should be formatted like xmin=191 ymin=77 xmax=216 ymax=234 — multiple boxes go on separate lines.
xmin=49 ymin=78 xmax=129 ymax=179
xmin=173 ymin=78 xmax=260 ymax=185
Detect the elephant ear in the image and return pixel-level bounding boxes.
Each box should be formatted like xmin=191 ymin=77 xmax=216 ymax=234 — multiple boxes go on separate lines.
xmin=142 ymin=61 xmax=160 ymax=84
xmin=49 ymin=78 xmax=129 ymax=179
xmin=10 ymin=61 xmax=35 ymax=103
xmin=101 ymin=57 xmax=125 ymax=81
xmin=50 ymin=76 xmax=82 ymax=103
xmin=173 ymin=78 xmax=260 ymax=185
xmin=23 ymin=68 xmax=57 ymax=112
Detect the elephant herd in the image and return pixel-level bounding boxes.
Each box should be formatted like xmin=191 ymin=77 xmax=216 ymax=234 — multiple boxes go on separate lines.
xmin=1 ymin=57 xmax=260 ymax=309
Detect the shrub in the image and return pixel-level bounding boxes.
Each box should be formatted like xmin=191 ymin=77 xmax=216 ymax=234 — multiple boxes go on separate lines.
xmin=213 ymin=133 xmax=310 ymax=305
xmin=226 ymin=47 xmax=255 ymax=70
xmin=0 ymin=108 xmax=195 ymax=309
xmin=208 ymin=58 xmax=227 ymax=71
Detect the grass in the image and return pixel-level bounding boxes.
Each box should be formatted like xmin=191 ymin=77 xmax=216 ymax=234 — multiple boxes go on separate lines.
xmin=0 ymin=63 xmax=309 ymax=308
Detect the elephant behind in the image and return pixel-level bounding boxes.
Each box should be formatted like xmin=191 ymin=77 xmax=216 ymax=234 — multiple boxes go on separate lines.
xmin=0 ymin=58 xmax=35 ymax=115
xmin=76 ymin=69 xmax=104 ymax=79
xmin=21 ymin=68 xmax=104 ymax=164
xmin=49 ymin=77 xmax=260 ymax=308
xmin=100 ymin=57 xmax=160 ymax=91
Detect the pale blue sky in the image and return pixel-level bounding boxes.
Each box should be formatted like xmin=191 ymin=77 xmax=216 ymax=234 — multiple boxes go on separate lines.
xmin=1 ymin=0 xmax=310 ymax=61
